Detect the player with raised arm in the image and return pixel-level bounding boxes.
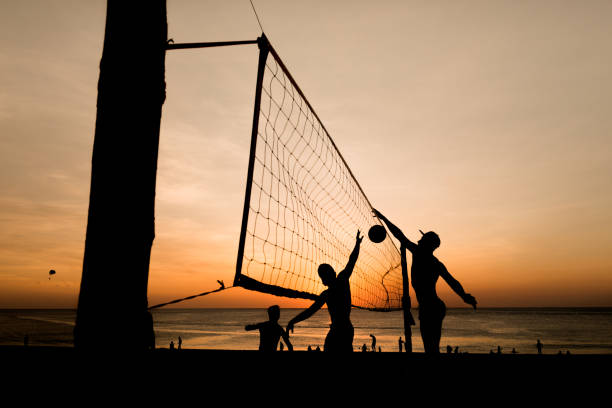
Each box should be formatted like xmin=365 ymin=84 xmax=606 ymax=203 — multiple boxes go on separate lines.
xmin=286 ymin=230 xmax=364 ymax=352
xmin=373 ymin=209 xmax=477 ymax=354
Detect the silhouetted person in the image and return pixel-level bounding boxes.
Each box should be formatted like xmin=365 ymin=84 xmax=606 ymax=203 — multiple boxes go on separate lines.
xmin=361 ymin=344 xmax=367 ymax=352
xmin=536 ymin=339 xmax=543 ymax=354
xmin=497 ymin=346 xmax=502 ymax=354
xmin=378 ymin=346 xmax=382 ymax=353
xmin=446 ymin=345 xmax=452 ymax=354
xmin=315 ymin=346 xmax=321 ymax=352
xmin=178 ymin=336 xmax=182 ymax=350
xmin=287 ymin=231 xmax=363 ymax=352
xmin=454 ymin=346 xmax=459 ymax=354
xmin=245 ymin=305 xmax=293 ymax=351
xmin=370 ymin=334 xmax=377 ymax=352
xmin=308 ymin=345 xmax=313 ymax=352
xmin=170 ymin=340 xmax=175 ymax=350
xmin=373 ymin=209 xmax=477 ymax=354
xmin=398 ymin=337 xmax=404 ymax=352
xmin=511 ymin=348 xmax=517 ymax=354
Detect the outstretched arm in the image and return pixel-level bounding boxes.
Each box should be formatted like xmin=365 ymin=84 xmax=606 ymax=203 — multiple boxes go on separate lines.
xmin=439 ymin=263 xmax=477 ymax=309
xmin=372 ymin=209 xmax=417 ymax=252
xmin=286 ymin=293 xmax=327 ymax=333
xmin=338 ymin=230 xmax=363 ymax=281
xmin=245 ymin=322 xmax=263 ymax=331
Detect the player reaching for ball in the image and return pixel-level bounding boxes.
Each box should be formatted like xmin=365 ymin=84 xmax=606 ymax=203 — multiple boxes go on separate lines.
xmin=372 ymin=209 xmax=477 ymax=354
xmin=287 ymin=230 xmax=363 ymax=352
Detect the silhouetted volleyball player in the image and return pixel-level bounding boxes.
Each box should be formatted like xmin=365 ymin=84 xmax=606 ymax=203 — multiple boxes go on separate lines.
xmin=373 ymin=209 xmax=477 ymax=354
xmin=245 ymin=305 xmax=293 ymax=351
xmin=287 ymin=230 xmax=364 ymax=352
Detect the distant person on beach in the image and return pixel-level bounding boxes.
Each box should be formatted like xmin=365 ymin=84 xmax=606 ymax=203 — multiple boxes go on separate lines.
xmin=245 ymin=305 xmax=293 ymax=352
xmin=497 ymin=346 xmax=502 ymax=354
xmin=361 ymin=344 xmax=367 ymax=352
xmin=315 ymin=346 xmax=321 ymax=352
xmin=446 ymin=345 xmax=452 ymax=354
xmin=170 ymin=340 xmax=175 ymax=350
xmin=287 ymin=230 xmax=363 ymax=352
xmin=308 ymin=345 xmax=312 ymax=352
xmin=398 ymin=337 xmax=404 ymax=352
xmin=536 ymin=339 xmax=543 ymax=354
xmin=373 ymin=209 xmax=477 ymax=354
xmin=370 ymin=334 xmax=377 ymax=352
xmin=454 ymin=346 xmax=459 ymax=354
xmin=178 ymin=336 xmax=182 ymax=350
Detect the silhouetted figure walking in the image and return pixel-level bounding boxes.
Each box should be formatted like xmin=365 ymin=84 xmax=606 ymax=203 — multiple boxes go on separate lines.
xmin=370 ymin=334 xmax=377 ymax=352
xmin=454 ymin=346 xmax=459 ymax=354
xmin=178 ymin=336 xmax=182 ymax=350
xmin=536 ymin=339 xmax=543 ymax=354
xmin=308 ymin=345 xmax=312 ymax=352
xmin=373 ymin=209 xmax=477 ymax=355
xmin=497 ymin=346 xmax=502 ymax=354
xmin=398 ymin=337 xmax=404 ymax=352
xmin=245 ymin=305 xmax=293 ymax=351
xmin=287 ymin=231 xmax=363 ymax=352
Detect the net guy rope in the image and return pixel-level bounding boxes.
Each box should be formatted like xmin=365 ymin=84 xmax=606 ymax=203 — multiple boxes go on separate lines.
xmin=158 ymin=35 xmax=403 ymax=311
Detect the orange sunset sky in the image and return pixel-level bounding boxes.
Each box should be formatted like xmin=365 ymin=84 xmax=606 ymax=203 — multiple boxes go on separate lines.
xmin=1 ymin=0 xmax=611 ymax=308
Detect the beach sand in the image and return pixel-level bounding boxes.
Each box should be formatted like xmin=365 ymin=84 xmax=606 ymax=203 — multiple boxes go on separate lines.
xmin=2 ymin=345 xmax=609 ymax=395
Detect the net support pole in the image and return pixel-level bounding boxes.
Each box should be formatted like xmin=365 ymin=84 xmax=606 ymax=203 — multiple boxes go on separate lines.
xmin=401 ymin=245 xmax=414 ymax=353
xmin=234 ymin=35 xmax=269 ymax=287
xmin=166 ymin=39 xmax=258 ymax=50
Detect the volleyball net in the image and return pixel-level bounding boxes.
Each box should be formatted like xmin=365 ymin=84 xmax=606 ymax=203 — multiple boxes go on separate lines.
xmin=234 ymin=35 xmax=402 ymax=311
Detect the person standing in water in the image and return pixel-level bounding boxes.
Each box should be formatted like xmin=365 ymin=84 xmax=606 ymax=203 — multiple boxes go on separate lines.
xmin=373 ymin=209 xmax=477 ymax=354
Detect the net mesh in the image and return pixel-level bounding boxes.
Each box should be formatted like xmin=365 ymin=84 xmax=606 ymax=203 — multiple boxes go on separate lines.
xmin=235 ymin=37 xmax=403 ymax=310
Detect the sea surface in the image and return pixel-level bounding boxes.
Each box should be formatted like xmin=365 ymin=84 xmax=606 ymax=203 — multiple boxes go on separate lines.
xmin=1 ymin=308 xmax=611 ymax=354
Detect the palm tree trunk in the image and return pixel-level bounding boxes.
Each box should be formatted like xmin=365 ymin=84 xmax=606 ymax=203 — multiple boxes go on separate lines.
xmin=75 ymin=0 xmax=167 ymax=350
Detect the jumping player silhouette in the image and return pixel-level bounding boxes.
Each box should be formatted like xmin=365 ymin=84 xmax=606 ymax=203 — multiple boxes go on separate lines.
xmin=373 ymin=209 xmax=477 ymax=354
xmin=287 ymin=230 xmax=363 ymax=352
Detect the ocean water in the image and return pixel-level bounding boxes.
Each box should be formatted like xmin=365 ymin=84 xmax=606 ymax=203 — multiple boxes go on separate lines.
xmin=1 ymin=308 xmax=611 ymax=354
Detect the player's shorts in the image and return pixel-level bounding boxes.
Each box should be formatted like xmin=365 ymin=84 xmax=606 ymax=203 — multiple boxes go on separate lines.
xmin=324 ymin=322 xmax=354 ymax=352
xmin=418 ymin=298 xmax=446 ymax=323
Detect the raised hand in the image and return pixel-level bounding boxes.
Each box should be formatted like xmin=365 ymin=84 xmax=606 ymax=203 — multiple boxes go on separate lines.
xmin=286 ymin=321 xmax=295 ymax=334
xmin=356 ymin=229 xmax=364 ymax=244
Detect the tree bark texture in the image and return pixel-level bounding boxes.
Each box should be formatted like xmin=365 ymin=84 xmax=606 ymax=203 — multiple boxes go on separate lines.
xmin=75 ymin=0 xmax=167 ymax=350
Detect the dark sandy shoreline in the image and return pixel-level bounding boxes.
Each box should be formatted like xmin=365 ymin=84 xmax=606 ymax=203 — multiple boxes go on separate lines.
xmin=3 ymin=345 xmax=610 ymax=385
